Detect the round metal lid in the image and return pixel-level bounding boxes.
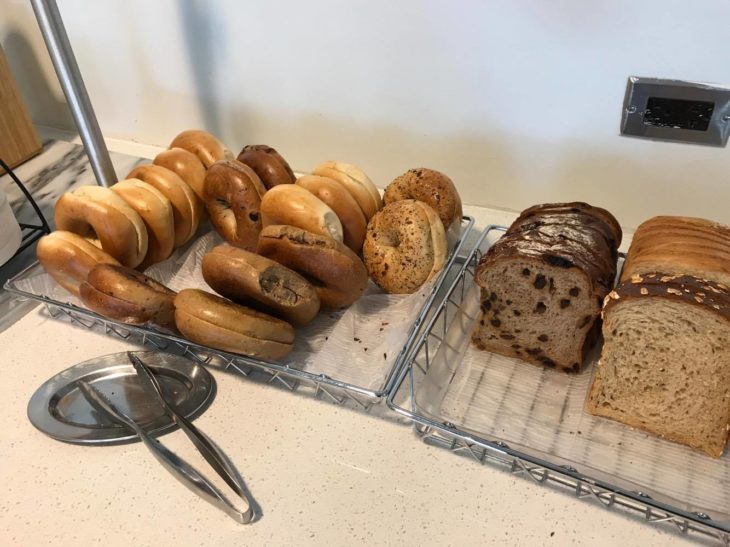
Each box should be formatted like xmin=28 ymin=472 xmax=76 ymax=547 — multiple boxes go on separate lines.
xmin=28 ymin=351 xmax=216 ymax=445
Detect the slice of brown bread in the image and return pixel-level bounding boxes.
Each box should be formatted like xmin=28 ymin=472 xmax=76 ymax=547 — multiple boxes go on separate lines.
xmin=472 ymin=202 xmax=621 ymax=371
xmin=587 ymin=274 xmax=730 ymax=458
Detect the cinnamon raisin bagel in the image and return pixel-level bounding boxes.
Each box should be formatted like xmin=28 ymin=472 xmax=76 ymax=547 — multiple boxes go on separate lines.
xmin=204 ymin=160 xmax=267 ymax=251
xmin=237 ymin=145 xmax=296 ymax=189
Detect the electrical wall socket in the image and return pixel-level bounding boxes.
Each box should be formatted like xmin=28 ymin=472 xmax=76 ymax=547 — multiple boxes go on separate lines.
xmin=620 ymin=77 xmax=730 ymax=147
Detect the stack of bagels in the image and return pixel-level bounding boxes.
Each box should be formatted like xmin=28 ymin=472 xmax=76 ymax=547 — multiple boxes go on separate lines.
xmin=37 ymin=129 xmax=463 ymax=361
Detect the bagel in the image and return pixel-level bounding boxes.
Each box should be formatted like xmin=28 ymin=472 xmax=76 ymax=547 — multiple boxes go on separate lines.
xmin=79 ymin=264 xmax=176 ymax=328
xmin=296 ymin=175 xmax=367 ymax=253
xmin=174 ymin=288 xmax=294 ymax=360
xmin=363 ymin=199 xmax=447 ymax=294
xmin=257 ymin=225 xmax=368 ymax=309
xmin=260 ymin=184 xmax=343 ymax=242
xmin=202 ymin=245 xmax=320 ymax=325
xmin=169 ymin=129 xmax=233 ymax=168
xmin=204 ymin=160 xmax=267 ymax=251
xmin=111 ymin=179 xmax=175 ymax=269
xmin=127 ymin=164 xmax=202 ymax=247
xmin=152 ymin=147 xmax=207 ymax=200
xmin=383 ymin=168 xmax=462 ymax=230
xmin=237 ymin=145 xmax=296 ymax=189
xmin=311 ymin=161 xmax=382 ymax=220
xmin=54 ymin=185 xmax=148 ymax=268
xmin=36 ymin=231 xmax=120 ymax=296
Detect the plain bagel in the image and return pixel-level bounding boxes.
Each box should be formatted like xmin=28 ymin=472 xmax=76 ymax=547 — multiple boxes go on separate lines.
xmin=311 ymin=161 xmax=382 ymax=220
xmin=260 ymin=184 xmax=343 ymax=242
xmin=174 ymin=288 xmax=294 ymax=360
xmin=152 ymin=147 xmax=207 ymax=200
xmin=383 ymin=168 xmax=462 ymax=231
xmin=202 ymin=245 xmax=320 ymax=325
xmin=204 ymin=160 xmax=267 ymax=251
xmin=296 ymin=175 xmax=367 ymax=253
xmin=36 ymin=231 xmax=120 ymax=296
xmin=127 ymin=164 xmax=203 ymax=247
xmin=363 ymin=199 xmax=447 ymax=294
xmin=257 ymin=225 xmax=368 ymax=309
xmin=79 ymin=263 xmax=176 ymax=328
xmin=54 ymin=185 xmax=148 ymax=268
xmin=237 ymin=145 xmax=296 ymax=189
xmin=169 ymin=129 xmax=233 ymax=168
xmin=111 ymin=178 xmax=175 ymax=269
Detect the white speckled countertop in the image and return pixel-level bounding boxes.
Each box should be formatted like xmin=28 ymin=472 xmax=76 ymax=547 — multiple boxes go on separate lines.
xmin=0 ymin=133 xmax=697 ymax=546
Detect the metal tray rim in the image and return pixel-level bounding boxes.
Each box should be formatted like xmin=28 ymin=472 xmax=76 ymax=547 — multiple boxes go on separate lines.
xmin=4 ymin=217 xmax=475 ymax=408
xmin=386 ymin=224 xmax=730 ymax=543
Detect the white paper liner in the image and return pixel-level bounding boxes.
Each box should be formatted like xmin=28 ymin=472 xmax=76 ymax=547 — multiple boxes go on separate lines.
xmin=15 ymin=229 xmax=440 ymax=392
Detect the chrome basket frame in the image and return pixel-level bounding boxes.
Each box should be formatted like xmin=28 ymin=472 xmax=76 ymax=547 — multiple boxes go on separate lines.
xmin=387 ymin=225 xmax=730 ymax=544
xmin=4 ymin=217 xmax=474 ymax=414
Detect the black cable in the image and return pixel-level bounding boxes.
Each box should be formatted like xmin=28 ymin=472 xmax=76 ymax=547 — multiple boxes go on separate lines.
xmin=0 ymin=156 xmax=50 ymax=234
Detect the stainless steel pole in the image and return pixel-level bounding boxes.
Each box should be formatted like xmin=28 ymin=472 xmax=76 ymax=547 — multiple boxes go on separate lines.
xmin=30 ymin=0 xmax=117 ymax=187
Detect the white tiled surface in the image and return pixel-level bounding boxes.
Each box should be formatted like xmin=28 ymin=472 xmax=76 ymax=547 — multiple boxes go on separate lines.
xmin=0 ymin=135 xmax=695 ymax=546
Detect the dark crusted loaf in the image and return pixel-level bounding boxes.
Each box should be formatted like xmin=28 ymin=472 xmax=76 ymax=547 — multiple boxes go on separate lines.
xmin=472 ymin=202 xmax=621 ymax=371
xmin=587 ymin=273 xmax=730 ymax=458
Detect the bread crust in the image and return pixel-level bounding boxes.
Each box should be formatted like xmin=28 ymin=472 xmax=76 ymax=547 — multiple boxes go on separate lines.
xmin=153 ymin=147 xmax=207 ymax=200
xmin=79 ymin=264 xmax=176 ymax=328
xmin=169 ymin=129 xmax=233 ymax=168
xmin=127 ymin=164 xmax=203 ymax=247
xmin=363 ymin=200 xmax=447 ymax=294
xmin=111 ymin=178 xmax=175 ymax=269
xmin=260 ymin=184 xmax=343 ymax=242
xmin=477 ymin=202 xmax=621 ymax=299
xmin=237 ymin=145 xmax=296 ymax=189
xmin=257 ymin=225 xmax=368 ymax=309
xmin=36 ymin=231 xmax=120 ymax=296
xmin=202 ymin=245 xmax=320 ymax=325
xmin=383 ymin=168 xmax=463 ymax=230
xmin=621 ymin=216 xmax=730 ymax=286
xmin=589 ymin=273 xmax=730 ymax=457
xmin=174 ymin=288 xmax=294 ymax=360
xmin=204 ymin=160 xmax=267 ymax=251
xmin=54 ymin=186 xmax=148 ymax=268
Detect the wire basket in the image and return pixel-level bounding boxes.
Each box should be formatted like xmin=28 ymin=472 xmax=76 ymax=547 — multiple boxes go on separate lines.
xmin=5 ymin=217 xmax=474 ymax=414
xmin=387 ymin=225 xmax=730 ymax=544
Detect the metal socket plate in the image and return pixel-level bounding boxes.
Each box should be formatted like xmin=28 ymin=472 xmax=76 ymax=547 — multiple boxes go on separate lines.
xmin=28 ymin=351 xmax=215 ymax=445
xmin=621 ymin=76 xmax=730 ymax=146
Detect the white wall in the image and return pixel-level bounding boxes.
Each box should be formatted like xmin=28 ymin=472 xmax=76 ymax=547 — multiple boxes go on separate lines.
xmin=2 ymin=0 xmax=729 ymax=229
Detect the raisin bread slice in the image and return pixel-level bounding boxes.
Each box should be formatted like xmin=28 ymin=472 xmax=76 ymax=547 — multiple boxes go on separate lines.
xmin=472 ymin=202 xmax=621 ymax=371
xmin=587 ymin=274 xmax=730 ymax=458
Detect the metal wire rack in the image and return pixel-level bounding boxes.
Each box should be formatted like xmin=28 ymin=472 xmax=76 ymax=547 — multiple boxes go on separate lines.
xmin=5 ymin=216 xmax=475 ymax=415
xmin=387 ymin=225 xmax=730 ymax=544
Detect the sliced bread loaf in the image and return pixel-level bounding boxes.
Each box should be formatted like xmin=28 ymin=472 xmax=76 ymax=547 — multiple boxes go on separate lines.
xmin=472 ymin=202 xmax=621 ymax=371
xmin=587 ymin=273 xmax=730 ymax=458
xmin=621 ymin=216 xmax=730 ymax=287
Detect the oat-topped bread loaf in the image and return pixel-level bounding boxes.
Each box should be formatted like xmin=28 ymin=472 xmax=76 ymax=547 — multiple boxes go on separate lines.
xmin=587 ymin=274 xmax=730 ymax=458
xmin=621 ymin=215 xmax=730 ymax=287
xmin=472 ymin=202 xmax=621 ymax=371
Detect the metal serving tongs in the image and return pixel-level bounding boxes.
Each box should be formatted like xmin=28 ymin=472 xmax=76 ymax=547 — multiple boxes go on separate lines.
xmin=77 ymin=352 xmax=258 ymax=524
